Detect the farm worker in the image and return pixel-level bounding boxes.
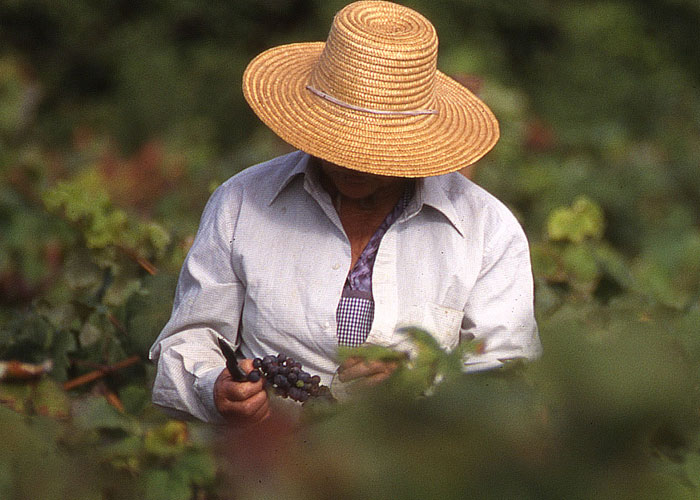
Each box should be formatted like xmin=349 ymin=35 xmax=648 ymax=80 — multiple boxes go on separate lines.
xmin=150 ymin=0 xmax=542 ymax=425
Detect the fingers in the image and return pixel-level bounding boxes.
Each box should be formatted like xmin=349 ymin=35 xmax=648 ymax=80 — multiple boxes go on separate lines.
xmin=238 ymin=358 xmax=256 ymax=374
xmin=337 ymin=358 xmax=398 ymax=384
xmin=214 ymin=362 xmax=269 ymax=424
xmin=217 ymin=386 xmax=270 ymax=422
xmin=360 ymin=368 xmax=395 ymax=386
xmin=217 ymin=368 xmax=265 ymax=400
xmin=339 ymin=356 xmax=364 ymax=372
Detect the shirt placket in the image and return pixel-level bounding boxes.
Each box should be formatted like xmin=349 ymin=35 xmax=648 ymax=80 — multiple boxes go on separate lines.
xmin=301 ymin=172 xmax=351 ymax=340
xmin=364 ymin=226 xmax=399 ymax=346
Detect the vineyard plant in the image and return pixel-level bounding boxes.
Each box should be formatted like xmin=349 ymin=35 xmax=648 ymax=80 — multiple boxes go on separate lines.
xmin=2 ymin=0 xmax=700 ymax=498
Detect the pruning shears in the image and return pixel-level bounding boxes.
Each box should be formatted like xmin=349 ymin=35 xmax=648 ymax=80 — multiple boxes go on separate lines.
xmin=217 ymin=337 xmax=247 ymax=382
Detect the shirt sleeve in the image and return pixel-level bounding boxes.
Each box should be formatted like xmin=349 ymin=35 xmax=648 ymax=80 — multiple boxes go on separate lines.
xmin=149 ymin=183 xmax=245 ymax=423
xmin=461 ymin=209 xmax=542 ymax=371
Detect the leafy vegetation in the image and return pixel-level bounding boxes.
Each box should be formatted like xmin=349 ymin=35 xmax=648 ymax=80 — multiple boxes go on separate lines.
xmin=2 ymin=0 xmax=700 ymax=498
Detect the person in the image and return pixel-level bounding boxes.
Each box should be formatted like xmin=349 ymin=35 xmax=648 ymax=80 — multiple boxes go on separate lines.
xmin=149 ymin=0 xmax=541 ymax=425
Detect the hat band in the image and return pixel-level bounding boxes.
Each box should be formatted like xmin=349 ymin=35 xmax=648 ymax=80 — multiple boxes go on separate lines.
xmin=306 ymin=85 xmax=438 ymax=116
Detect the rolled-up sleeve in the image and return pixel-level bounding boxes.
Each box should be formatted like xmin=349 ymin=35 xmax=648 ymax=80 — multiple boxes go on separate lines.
xmin=461 ymin=210 xmax=541 ymax=371
xmin=149 ymin=183 xmax=244 ymax=423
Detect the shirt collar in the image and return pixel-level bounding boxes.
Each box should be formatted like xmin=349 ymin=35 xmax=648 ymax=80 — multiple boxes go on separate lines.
xmin=403 ymin=175 xmax=466 ymax=237
xmin=268 ymin=152 xmax=465 ymax=237
xmin=267 ymin=151 xmax=315 ymax=206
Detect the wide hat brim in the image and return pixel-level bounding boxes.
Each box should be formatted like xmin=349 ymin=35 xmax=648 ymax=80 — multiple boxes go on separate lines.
xmin=243 ymin=42 xmax=500 ymax=178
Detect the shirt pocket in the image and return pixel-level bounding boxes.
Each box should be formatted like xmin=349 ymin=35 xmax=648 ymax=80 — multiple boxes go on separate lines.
xmin=422 ymin=302 xmax=464 ymax=351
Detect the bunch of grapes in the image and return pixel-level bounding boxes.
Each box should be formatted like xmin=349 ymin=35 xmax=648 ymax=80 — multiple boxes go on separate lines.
xmin=246 ymin=353 xmax=333 ymax=403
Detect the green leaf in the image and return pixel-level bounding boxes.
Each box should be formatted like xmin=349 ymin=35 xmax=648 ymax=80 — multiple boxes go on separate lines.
xmin=119 ymin=384 xmax=150 ymax=416
xmin=141 ymin=468 xmax=192 ymax=500
xmin=78 ymin=319 xmax=102 ymax=348
xmin=397 ymin=326 xmax=443 ymax=353
xmin=100 ymin=434 xmax=143 ymax=472
xmin=72 ymin=396 xmax=141 ymax=434
xmin=0 ymin=382 xmax=32 ymax=413
xmin=143 ymin=420 xmax=188 ymax=458
xmin=172 ymin=450 xmax=217 ymax=487
xmin=121 ymin=273 xmax=178 ymax=356
xmin=547 ymin=196 xmax=605 ymax=243
xmin=683 ymin=452 xmax=700 ymax=489
xmin=561 ymin=244 xmax=600 ymax=286
xmin=32 ymin=378 xmax=71 ymax=419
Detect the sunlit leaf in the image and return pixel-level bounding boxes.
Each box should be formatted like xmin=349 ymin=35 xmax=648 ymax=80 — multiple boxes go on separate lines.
xmin=547 ymin=196 xmax=605 ymax=243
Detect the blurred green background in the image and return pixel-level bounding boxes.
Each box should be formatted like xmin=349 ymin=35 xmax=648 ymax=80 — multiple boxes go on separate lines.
xmin=1 ymin=0 xmax=700 ymax=499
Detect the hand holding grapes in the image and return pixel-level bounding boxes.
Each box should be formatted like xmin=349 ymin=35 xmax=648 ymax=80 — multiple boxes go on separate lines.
xmin=214 ymin=359 xmax=270 ymax=424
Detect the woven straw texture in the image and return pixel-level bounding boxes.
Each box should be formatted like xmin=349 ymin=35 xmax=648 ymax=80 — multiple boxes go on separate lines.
xmin=243 ymin=0 xmax=499 ymax=177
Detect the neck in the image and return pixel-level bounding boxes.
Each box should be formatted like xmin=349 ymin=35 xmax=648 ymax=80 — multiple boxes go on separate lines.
xmin=312 ymin=158 xmax=411 ymax=216
xmin=334 ymin=189 xmax=398 ymax=213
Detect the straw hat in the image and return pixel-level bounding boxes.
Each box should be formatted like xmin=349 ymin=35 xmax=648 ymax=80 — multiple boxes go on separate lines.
xmin=242 ymin=0 xmax=499 ymax=178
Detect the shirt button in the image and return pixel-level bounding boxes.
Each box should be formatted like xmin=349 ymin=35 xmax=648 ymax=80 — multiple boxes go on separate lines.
xmin=324 ymin=321 xmax=331 ymax=329
xmin=332 ymin=263 xmax=340 ymax=270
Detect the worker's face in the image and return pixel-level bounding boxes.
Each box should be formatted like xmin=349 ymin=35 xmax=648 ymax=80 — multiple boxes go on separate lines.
xmin=319 ymin=160 xmax=404 ymax=200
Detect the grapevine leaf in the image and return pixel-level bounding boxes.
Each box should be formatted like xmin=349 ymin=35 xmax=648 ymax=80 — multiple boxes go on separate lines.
xmin=141 ymin=468 xmax=192 ymax=500
xmin=78 ymin=320 xmax=102 ymax=348
xmin=547 ymin=196 xmax=605 ymax=243
xmin=32 ymin=378 xmax=71 ymax=419
xmin=0 ymin=382 xmax=32 ymax=413
xmin=397 ymin=326 xmax=443 ymax=353
xmin=143 ymin=420 xmax=188 ymax=458
xmin=171 ymin=450 xmax=217 ymax=487
xmin=119 ymin=384 xmax=150 ymax=416
xmin=99 ymin=434 xmax=143 ymax=470
xmin=121 ymin=273 xmax=178 ymax=356
xmin=72 ymin=396 xmax=140 ymax=434
xmin=683 ymin=452 xmax=700 ymax=489
xmin=561 ymin=244 xmax=600 ymax=286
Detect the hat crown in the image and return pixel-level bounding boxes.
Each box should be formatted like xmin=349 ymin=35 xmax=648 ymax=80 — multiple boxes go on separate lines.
xmin=309 ymin=1 xmax=438 ymax=113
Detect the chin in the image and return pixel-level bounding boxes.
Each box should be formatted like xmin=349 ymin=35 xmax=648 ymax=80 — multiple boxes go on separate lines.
xmin=337 ymin=183 xmax=378 ymax=200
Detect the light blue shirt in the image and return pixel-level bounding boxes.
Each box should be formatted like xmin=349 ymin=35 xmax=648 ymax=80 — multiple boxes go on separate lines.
xmin=149 ymin=151 xmax=541 ymax=422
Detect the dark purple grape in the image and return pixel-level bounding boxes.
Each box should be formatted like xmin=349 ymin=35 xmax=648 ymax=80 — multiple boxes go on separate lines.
xmin=287 ymin=387 xmax=300 ymax=400
xmin=253 ymin=352 xmax=334 ymax=404
xmin=274 ymin=374 xmax=289 ymax=388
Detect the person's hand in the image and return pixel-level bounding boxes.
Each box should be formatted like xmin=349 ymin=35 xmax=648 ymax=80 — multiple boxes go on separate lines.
xmin=336 ymin=356 xmax=399 ymax=387
xmin=214 ymin=359 xmax=270 ymax=425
